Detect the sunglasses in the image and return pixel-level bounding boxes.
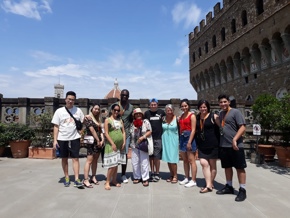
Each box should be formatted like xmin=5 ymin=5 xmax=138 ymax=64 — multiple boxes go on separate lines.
xmin=113 ymin=109 xmax=120 ymax=112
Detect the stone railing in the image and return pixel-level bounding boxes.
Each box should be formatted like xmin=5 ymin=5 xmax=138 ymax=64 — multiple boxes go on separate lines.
xmin=0 ymin=96 xmax=254 ymax=127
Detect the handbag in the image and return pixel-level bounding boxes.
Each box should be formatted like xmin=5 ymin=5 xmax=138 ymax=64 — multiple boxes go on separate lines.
xmin=136 ymin=139 xmax=149 ymax=153
xmin=65 ymin=107 xmax=83 ymax=130
xmin=135 ymin=127 xmax=148 ymax=153
xmin=83 ymin=135 xmax=94 ymax=144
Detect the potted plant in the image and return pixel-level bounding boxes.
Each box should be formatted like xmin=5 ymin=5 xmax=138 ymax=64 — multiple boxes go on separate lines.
xmin=28 ymin=113 xmax=55 ymax=159
xmin=4 ymin=123 xmax=35 ymax=158
xmin=274 ymin=94 xmax=290 ymax=167
xmin=252 ymin=94 xmax=280 ymax=162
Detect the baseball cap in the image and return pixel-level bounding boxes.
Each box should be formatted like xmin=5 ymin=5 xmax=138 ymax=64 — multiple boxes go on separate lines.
xmin=150 ymin=98 xmax=158 ymax=103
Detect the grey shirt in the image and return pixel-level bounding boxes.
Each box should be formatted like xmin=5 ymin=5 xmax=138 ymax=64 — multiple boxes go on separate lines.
xmin=219 ymin=108 xmax=246 ymax=148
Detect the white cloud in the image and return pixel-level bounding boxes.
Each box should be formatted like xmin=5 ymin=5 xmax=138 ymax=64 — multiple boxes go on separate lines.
xmin=30 ymin=50 xmax=62 ymax=62
xmin=171 ymin=2 xmax=201 ymax=29
xmin=24 ymin=64 xmax=90 ymax=78
xmin=9 ymin=66 xmax=19 ymax=71
xmin=1 ymin=0 xmax=52 ymax=20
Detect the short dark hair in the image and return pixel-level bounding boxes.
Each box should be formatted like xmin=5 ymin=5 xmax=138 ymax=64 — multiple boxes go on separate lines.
xmin=66 ymin=91 xmax=76 ymax=98
xmin=218 ymin=94 xmax=229 ymax=101
xmin=180 ymin=98 xmax=190 ymax=109
xmin=197 ymin=99 xmax=211 ymax=112
xmin=121 ymin=89 xmax=129 ymax=96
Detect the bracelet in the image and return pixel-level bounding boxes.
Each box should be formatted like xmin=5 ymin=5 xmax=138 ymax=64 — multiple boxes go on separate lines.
xmin=143 ymin=135 xmax=146 ymax=139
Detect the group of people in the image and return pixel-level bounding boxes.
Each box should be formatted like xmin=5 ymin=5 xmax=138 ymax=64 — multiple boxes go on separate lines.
xmin=51 ymin=90 xmax=247 ymax=202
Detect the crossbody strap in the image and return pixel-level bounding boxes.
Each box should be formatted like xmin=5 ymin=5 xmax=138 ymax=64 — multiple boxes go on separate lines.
xmin=65 ymin=107 xmax=77 ymax=123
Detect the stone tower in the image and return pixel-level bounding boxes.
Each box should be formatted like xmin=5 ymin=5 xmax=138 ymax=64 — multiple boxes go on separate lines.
xmin=189 ymin=0 xmax=290 ymax=102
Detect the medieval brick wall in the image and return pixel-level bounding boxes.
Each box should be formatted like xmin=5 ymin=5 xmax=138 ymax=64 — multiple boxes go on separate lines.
xmin=189 ymin=0 xmax=290 ymax=102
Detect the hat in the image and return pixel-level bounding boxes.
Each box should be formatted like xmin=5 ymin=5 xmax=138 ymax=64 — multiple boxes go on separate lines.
xmin=150 ymin=98 xmax=158 ymax=103
xmin=133 ymin=108 xmax=143 ymax=116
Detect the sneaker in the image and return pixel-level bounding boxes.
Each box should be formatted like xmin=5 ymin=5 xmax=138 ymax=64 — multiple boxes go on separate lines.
xmin=121 ymin=175 xmax=128 ymax=184
xmin=154 ymin=174 xmax=160 ymax=182
xmin=64 ymin=178 xmax=70 ymax=187
xmin=235 ymin=187 xmax=247 ymax=202
xmin=216 ymin=184 xmax=234 ymax=195
xmin=184 ymin=180 xmax=197 ymax=188
xmin=74 ymin=179 xmax=83 ymax=188
xmin=179 ymin=178 xmax=189 ymax=185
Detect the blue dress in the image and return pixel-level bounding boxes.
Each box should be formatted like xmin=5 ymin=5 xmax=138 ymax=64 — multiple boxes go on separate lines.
xmin=161 ymin=117 xmax=179 ymax=163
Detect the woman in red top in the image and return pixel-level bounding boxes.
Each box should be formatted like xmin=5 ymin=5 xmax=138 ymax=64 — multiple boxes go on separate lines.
xmin=179 ymin=99 xmax=198 ymax=188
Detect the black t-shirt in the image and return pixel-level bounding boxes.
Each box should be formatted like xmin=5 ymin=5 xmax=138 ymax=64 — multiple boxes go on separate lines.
xmin=144 ymin=109 xmax=165 ymax=140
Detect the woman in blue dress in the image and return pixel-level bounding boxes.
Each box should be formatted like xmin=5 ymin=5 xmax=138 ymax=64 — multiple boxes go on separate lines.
xmin=162 ymin=104 xmax=179 ymax=184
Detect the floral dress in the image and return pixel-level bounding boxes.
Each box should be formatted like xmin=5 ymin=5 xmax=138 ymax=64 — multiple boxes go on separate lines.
xmin=103 ymin=118 xmax=126 ymax=168
xmin=84 ymin=120 xmax=103 ymax=155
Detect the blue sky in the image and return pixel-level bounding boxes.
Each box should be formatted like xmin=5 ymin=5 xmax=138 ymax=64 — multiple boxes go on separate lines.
xmin=0 ymin=0 xmax=220 ymax=100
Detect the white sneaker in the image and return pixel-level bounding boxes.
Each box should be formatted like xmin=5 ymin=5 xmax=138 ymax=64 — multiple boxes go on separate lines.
xmin=121 ymin=175 xmax=128 ymax=183
xmin=179 ymin=178 xmax=189 ymax=185
xmin=184 ymin=180 xmax=197 ymax=188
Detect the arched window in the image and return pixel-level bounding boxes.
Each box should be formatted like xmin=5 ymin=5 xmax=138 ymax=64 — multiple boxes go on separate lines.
xmin=212 ymin=35 xmax=217 ymax=48
xmin=241 ymin=10 xmax=248 ymax=26
xmin=205 ymin=42 xmax=208 ymax=53
xmin=231 ymin=19 xmax=236 ymax=34
xmin=192 ymin=52 xmax=196 ymax=62
xmin=256 ymin=0 xmax=264 ymax=15
xmin=221 ymin=27 xmax=226 ymax=41
xmin=198 ymin=47 xmax=202 ymax=57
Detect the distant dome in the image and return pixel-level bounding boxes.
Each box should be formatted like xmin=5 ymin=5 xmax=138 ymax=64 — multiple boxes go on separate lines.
xmin=104 ymin=78 xmax=121 ymax=99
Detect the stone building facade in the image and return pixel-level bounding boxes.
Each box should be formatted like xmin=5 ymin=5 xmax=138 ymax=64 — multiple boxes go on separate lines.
xmin=189 ymin=0 xmax=290 ymax=102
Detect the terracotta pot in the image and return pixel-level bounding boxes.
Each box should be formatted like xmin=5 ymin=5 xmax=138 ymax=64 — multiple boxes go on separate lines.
xmin=257 ymin=144 xmax=276 ymax=162
xmin=275 ymin=146 xmax=290 ymax=168
xmin=9 ymin=140 xmax=31 ymax=158
xmin=28 ymin=147 xmax=56 ymax=159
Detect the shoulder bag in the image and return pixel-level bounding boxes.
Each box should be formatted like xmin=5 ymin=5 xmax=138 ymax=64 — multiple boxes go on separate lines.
xmin=65 ymin=107 xmax=83 ymax=130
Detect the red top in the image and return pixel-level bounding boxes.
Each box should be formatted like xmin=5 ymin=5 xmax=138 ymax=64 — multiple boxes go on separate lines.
xmin=179 ymin=113 xmax=193 ymax=133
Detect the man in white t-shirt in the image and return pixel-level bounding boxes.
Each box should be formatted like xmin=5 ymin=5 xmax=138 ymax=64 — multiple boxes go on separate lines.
xmin=51 ymin=91 xmax=84 ymax=188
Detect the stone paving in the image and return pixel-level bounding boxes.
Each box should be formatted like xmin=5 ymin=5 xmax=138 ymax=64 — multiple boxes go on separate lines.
xmin=0 ymin=157 xmax=290 ymax=218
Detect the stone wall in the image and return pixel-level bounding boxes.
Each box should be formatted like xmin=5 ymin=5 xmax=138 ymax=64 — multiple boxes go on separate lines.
xmin=189 ymin=0 xmax=290 ymax=102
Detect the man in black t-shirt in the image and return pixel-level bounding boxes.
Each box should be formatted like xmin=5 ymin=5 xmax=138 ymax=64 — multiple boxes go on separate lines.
xmin=144 ymin=98 xmax=165 ymax=182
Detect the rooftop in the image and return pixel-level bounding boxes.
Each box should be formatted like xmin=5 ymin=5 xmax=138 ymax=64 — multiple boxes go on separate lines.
xmin=0 ymin=157 xmax=289 ymax=217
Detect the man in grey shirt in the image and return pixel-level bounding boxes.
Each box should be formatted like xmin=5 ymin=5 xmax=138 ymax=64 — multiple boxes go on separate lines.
xmin=216 ymin=94 xmax=247 ymax=202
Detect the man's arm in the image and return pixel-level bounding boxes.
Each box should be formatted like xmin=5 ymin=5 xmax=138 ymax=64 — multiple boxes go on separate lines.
xmin=53 ymin=124 xmax=59 ymax=150
xmin=232 ymin=124 xmax=246 ymax=150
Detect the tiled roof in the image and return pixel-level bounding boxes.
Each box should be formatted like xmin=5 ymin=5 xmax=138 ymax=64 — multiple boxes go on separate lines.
xmin=104 ymin=78 xmax=121 ymax=99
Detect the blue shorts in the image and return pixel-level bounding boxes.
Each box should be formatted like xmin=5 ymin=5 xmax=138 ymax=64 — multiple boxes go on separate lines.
xmin=179 ymin=130 xmax=197 ymax=152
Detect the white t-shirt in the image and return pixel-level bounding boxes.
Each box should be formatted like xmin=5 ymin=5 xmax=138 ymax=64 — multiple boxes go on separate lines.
xmin=51 ymin=106 xmax=84 ymax=140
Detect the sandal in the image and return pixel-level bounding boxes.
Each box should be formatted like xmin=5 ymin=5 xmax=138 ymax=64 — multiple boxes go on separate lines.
xmin=143 ymin=180 xmax=149 ymax=187
xmin=111 ymin=182 xmax=121 ymax=187
xmin=166 ymin=176 xmax=173 ymax=183
xmin=200 ymin=187 xmax=213 ymax=193
xmin=133 ymin=179 xmax=141 ymax=184
xmin=171 ymin=177 xmax=178 ymax=184
xmin=90 ymin=177 xmax=99 ymax=185
xmin=83 ymin=179 xmax=93 ymax=188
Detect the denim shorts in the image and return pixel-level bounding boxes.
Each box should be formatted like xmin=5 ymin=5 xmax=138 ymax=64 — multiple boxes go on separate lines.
xmin=179 ymin=130 xmax=197 ymax=152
